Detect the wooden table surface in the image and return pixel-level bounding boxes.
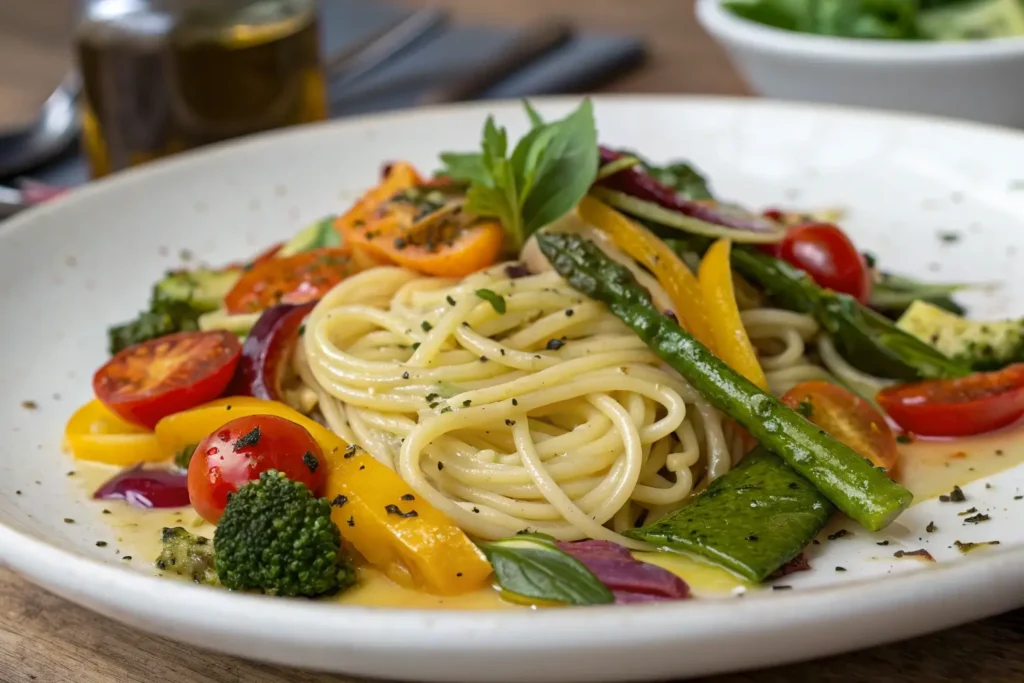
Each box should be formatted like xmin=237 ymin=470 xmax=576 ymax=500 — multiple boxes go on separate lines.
xmin=2 ymin=1 xmax=1024 ymax=682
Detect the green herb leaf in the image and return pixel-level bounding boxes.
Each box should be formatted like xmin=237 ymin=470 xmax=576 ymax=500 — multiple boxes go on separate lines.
xmin=451 ymin=99 xmax=598 ymax=253
xmin=437 ymin=152 xmax=488 ymax=184
xmin=475 ymin=288 xmax=507 ymax=314
xmin=477 ymin=536 xmax=614 ymax=605
xmin=517 ymin=100 xmax=598 ymax=235
xmin=523 ymin=99 xmax=545 ymax=128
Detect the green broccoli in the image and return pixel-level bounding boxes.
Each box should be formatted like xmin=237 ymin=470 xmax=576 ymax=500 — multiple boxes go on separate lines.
xmin=213 ymin=470 xmax=357 ymax=597
xmin=155 ymin=527 xmax=217 ymax=585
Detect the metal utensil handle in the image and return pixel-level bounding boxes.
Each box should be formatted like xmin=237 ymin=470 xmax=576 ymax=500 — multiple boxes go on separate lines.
xmin=326 ymin=7 xmax=449 ymax=88
xmin=418 ymin=20 xmax=575 ymax=105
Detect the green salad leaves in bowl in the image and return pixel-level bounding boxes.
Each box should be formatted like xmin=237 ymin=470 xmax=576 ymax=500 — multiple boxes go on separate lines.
xmin=697 ymin=0 xmax=1024 ymax=126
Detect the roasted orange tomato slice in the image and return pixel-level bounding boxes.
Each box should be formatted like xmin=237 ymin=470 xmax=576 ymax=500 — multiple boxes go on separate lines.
xmin=782 ymin=381 xmax=900 ymax=472
xmin=223 ymin=248 xmax=357 ymax=314
xmin=337 ymin=162 xmax=504 ymax=277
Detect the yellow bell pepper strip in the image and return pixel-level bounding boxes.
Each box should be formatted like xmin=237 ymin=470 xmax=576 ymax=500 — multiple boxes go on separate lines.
xmin=325 ymin=447 xmax=492 ymax=595
xmin=154 ymin=397 xmax=492 ymax=595
xmin=579 ymin=195 xmax=716 ymax=351
xmin=698 ymin=239 xmax=769 ymax=391
xmin=153 ymin=396 xmax=348 ymax=462
xmin=64 ymin=399 xmax=165 ymax=466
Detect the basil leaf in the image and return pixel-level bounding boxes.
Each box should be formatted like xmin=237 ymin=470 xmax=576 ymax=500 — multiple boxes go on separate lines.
xmin=438 ymin=152 xmax=486 ymax=184
xmin=523 ymin=99 xmax=545 ymax=128
xmin=518 ymin=99 xmax=598 ymax=235
xmin=475 ymin=288 xmax=506 ymax=314
xmin=448 ymin=99 xmax=598 ymax=253
xmin=478 ymin=537 xmax=614 ymax=606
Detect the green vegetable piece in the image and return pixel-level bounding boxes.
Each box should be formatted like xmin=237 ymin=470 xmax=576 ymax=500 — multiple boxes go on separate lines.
xmin=173 ymin=444 xmax=198 ymax=471
xmin=154 ymin=268 xmax=241 ymax=313
xmin=666 ymin=235 xmax=969 ymax=380
xmin=477 ymin=535 xmax=614 ymax=605
xmin=538 ymin=232 xmax=913 ymax=531
xmin=214 ymin=470 xmax=357 ymax=597
xmin=897 ymin=300 xmax=1024 ymax=371
xmin=155 ymin=527 xmax=217 ymax=585
xmin=439 ymin=99 xmax=598 ymax=252
xmin=917 ymin=0 xmax=1024 ymax=40
xmin=869 ymin=271 xmax=968 ymax=318
xmin=197 ymin=309 xmax=261 ymax=337
xmin=724 ymin=0 xmax=920 ymax=40
xmin=108 ymin=267 xmax=242 ymax=354
xmin=278 ymin=215 xmax=341 ymax=257
xmin=475 ymin=288 xmax=507 ymax=314
xmin=626 ymin=448 xmax=834 ymax=582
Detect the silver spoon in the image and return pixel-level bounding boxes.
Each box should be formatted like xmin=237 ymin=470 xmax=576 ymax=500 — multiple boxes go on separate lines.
xmin=0 ymin=7 xmax=449 ymax=181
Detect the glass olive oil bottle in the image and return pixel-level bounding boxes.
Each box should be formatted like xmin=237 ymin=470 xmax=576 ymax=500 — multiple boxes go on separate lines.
xmin=77 ymin=0 xmax=327 ymax=178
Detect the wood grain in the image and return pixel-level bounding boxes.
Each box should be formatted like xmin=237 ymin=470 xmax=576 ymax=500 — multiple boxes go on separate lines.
xmin=0 ymin=1 xmax=1019 ymax=682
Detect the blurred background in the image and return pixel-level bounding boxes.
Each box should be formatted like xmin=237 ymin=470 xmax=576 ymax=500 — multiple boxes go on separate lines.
xmin=0 ymin=0 xmax=745 ymax=212
xmin=5 ymin=0 xmax=1024 ymax=214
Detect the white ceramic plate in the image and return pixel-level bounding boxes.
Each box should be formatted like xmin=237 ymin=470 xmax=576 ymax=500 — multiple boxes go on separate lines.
xmin=3 ymin=96 xmax=1024 ymax=682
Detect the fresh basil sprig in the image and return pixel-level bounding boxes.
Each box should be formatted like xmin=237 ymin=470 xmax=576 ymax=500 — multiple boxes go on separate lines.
xmin=477 ymin=534 xmax=614 ymax=606
xmin=439 ymin=99 xmax=598 ymax=252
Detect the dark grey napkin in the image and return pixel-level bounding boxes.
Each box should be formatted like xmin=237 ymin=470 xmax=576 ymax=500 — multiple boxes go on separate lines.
xmin=26 ymin=0 xmax=645 ymax=186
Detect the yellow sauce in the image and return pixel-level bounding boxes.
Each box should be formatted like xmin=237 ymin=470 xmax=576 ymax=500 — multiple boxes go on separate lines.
xmin=895 ymin=423 xmax=1024 ymax=501
xmin=71 ymin=424 xmax=1024 ymax=609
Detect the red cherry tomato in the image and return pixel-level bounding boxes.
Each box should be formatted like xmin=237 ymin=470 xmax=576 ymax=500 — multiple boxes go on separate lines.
xmin=93 ymin=330 xmax=241 ymax=429
xmin=224 ymin=248 xmax=357 ymax=314
xmin=777 ymin=223 xmax=871 ymax=303
xmin=877 ymin=365 xmax=1024 ymax=438
xmin=782 ymin=381 xmax=900 ymax=471
xmin=187 ymin=414 xmax=326 ymax=523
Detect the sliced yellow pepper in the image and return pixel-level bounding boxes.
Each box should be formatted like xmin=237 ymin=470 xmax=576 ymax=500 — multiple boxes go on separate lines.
xmin=155 ymin=397 xmax=492 ymax=595
xmin=153 ymin=396 xmax=348 ymax=462
xmin=698 ymin=239 xmax=769 ymax=390
xmin=579 ymin=196 xmax=717 ymax=351
xmin=325 ymin=449 xmax=492 ymax=595
xmin=64 ymin=399 xmax=166 ymax=466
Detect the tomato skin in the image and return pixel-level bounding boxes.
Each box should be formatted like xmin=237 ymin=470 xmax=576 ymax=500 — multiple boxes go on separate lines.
xmin=877 ymin=365 xmax=1024 ymax=437
xmin=187 ymin=414 xmax=325 ymax=524
xmin=93 ymin=330 xmax=241 ymax=429
xmin=777 ymin=223 xmax=871 ymax=303
xmin=782 ymin=381 xmax=900 ymax=471
xmin=224 ymin=248 xmax=356 ymax=314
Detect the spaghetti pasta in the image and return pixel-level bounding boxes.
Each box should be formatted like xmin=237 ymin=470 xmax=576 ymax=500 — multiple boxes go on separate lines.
xmin=296 ymin=257 xmax=830 ymax=546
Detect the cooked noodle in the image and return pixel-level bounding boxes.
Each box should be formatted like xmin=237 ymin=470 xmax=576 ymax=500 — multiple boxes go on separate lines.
xmin=290 ymin=208 xmax=874 ymax=544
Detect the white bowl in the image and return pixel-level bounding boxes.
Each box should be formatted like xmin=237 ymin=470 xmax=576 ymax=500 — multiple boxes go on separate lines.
xmin=696 ymin=0 xmax=1024 ymax=127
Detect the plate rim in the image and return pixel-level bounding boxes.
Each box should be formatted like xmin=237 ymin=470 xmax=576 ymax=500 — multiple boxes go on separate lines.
xmin=3 ymin=94 xmax=1024 ymax=680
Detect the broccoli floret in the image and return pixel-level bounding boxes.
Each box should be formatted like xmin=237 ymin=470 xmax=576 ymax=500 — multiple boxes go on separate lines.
xmin=155 ymin=527 xmax=217 ymax=585
xmin=213 ymin=470 xmax=357 ymax=597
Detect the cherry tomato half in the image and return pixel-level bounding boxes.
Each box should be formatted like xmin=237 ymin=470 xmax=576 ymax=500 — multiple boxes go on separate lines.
xmin=93 ymin=330 xmax=241 ymax=429
xmin=782 ymin=381 xmax=900 ymax=471
xmin=224 ymin=247 xmax=357 ymax=314
xmin=187 ymin=414 xmax=326 ymax=524
xmin=877 ymin=364 xmax=1024 ymax=438
xmin=777 ymin=223 xmax=871 ymax=303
